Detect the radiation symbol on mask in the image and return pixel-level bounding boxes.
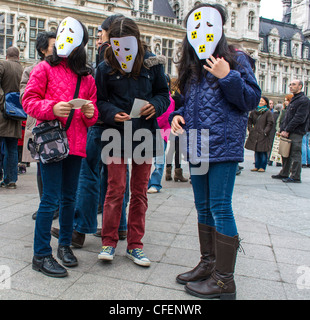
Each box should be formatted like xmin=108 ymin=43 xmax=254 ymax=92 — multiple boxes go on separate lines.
xmin=199 ymin=45 xmax=206 ymax=53
xmin=66 ymin=37 xmax=73 ymax=44
xmin=206 ymin=34 xmax=214 ymax=42
xmin=122 ymin=63 xmax=127 ymax=69
xmin=194 ymin=11 xmax=202 ymax=21
xmin=126 ymin=55 xmax=133 ymax=62
xmin=58 ymin=43 xmax=64 ymax=50
xmin=191 ymin=31 xmax=197 ymax=39
xmin=114 ymin=50 xmax=119 ymax=56
xmin=113 ymin=40 xmax=120 ymax=46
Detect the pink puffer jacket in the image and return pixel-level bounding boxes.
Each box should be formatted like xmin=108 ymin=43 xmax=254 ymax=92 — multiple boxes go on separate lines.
xmin=22 ymin=60 xmax=98 ymax=158
xmin=157 ymin=94 xmax=175 ymax=142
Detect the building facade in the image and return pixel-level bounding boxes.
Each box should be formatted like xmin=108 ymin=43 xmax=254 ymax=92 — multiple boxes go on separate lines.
xmin=0 ymin=0 xmax=309 ymax=101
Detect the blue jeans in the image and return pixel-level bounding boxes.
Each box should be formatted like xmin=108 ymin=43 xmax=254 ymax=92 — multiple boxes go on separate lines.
xmin=190 ymin=161 xmax=238 ymax=237
xmin=34 ymin=155 xmax=82 ymax=257
xmin=73 ymin=126 xmax=128 ymax=234
xmin=148 ymin=140 xmax=167 ymax=192
xmin=302 ymin=132 xmax=310 ymax=165
xmin=255 ymin=152 xmax=268 ymax=170
xmin=0 ymin=137 xmax=18 ymax=184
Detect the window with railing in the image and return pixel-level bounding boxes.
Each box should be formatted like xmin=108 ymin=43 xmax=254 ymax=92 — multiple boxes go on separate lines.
xmin=0 ymin=13 xmax=14 ymax=56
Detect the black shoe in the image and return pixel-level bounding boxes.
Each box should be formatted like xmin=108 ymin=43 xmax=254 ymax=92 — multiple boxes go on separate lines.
xmin=282 ymin=177 xmax=301 ymax=183
xmin=32 ymin=255 xmax=68 ymax=278
xmin=57 ymin=245 xmax=78 ymax=267
xmin=271 ymin=174 xmax=288 ymax=180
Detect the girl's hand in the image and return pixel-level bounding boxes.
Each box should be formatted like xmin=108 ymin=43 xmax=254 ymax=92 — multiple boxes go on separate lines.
xmin=140 ymin=103 xmax=156 ymax=120
xmin=53 ymin=102 xmax=73 ymax=118
xmin=114 ymin=112 xmax=131 ymax=122
xmin=171 ymin=115 xmax=185 ymax=135
xmin=81 ymin=103 xmax=95 ymax=119
xmin=204 ymin=55 xmax=230 ymax=79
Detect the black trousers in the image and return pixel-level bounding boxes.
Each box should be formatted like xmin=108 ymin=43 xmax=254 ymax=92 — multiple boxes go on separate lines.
xmin=280 ymin=133 xmax=303 ymax=180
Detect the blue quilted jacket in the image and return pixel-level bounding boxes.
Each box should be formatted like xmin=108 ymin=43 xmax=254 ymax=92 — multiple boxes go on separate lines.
xmin=169 ymin=52 xmax=261 ymax=164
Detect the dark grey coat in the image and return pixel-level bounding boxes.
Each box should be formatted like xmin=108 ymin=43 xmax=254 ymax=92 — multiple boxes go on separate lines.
xmin=245 ymin=109 xmax=274 ymax=152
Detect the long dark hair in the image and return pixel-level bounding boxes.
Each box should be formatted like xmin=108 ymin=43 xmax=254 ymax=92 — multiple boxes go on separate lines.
xmin=104 ymin=17 xmax=148 ymax=79
xmin=46 ymin=20 xmax=92 ymax=76
xmin=176 ymin=3 xmax=239 ymax=95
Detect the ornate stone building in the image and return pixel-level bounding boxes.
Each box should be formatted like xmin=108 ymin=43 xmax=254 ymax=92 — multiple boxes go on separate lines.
xmin=0 ymin=0 xmax=261 ymax=77
xmin=0 ymin=0 xmax=309 ymax=100
xmin=258 ymin=0 xmax=310 ymax=102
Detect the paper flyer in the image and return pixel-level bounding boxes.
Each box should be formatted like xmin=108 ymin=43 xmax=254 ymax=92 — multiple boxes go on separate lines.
xmin=130 ymin=98 xmax=149 ymax=119
xmin=68 ymin=99 xmax=92 ymax=110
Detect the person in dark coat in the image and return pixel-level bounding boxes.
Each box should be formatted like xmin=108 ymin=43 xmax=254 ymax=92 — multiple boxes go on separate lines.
xmin=245 ymin=96 xmax=274 ymax=172
xmin=169 ymin=3 xmax=261 ymax=300
xmin=0 ymin=47 xmax=23 ymax=189
xmin=272 ymin=79 xmax=310 ymax=183
xmin=96 ymin=17 xmax=170 ymax=266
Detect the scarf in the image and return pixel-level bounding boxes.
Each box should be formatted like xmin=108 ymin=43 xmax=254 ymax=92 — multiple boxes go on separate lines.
xmin=256 ymin=105 xmax=269 ymax=113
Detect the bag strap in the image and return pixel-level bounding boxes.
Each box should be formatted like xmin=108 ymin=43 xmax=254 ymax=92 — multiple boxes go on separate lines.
xmin=64 ymin=75 xmax=82 ymax=131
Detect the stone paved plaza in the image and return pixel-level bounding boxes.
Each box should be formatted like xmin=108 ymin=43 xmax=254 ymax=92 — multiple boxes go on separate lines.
xmin=0 ymin=150 xmax=310 ymax=300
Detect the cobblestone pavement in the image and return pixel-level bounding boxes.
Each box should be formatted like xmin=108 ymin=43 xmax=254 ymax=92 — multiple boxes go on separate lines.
xmin=0 ymin=150 xmax=309 ymax=300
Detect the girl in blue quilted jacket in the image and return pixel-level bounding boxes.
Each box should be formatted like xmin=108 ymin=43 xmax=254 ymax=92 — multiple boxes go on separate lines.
xmin=170 ymin=3 xmax=261 ymax=300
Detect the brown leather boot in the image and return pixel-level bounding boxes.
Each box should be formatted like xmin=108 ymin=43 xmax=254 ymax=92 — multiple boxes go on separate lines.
xmin=165 ymin=166 xmax=172 ymax=181
xmin=176 ymin=224 xmax=215 ymax=284
xmin=174 ymin=168 xmax=188 ymax=182
xmin=51 ymin=227 xmax=85 ymax=249
xmin=185 ymin=231 xmax=240 ymax=300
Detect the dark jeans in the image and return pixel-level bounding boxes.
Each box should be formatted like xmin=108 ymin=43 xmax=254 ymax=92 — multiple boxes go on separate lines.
xmin=190 ymin=161 xmax=238 ymax=237
xmin=255 ymin=151 xmax=268 ymax=170
xmin=34 ymin=155 xmax=82 ymax=257
xmin=73 ymin=126 xmax=128 ymax=234
xmin=0 ymin=137 xmax=18 ymax=184
xmin=280 ymin=133 xmax=303 ymax=180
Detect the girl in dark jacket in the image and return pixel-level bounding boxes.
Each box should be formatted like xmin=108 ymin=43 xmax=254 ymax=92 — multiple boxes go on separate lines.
xmin=170 ymin=3 xmax=261 ymax=299
xmin=245 ymin=96 xmax=274 ymax=172
xmin=95 ymin=17 xmax=169 ymax=267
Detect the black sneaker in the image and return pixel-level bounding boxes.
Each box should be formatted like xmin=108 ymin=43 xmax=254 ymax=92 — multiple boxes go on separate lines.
xmin=271 ymin=174 xmax=288 ymax=180
xmin=57 ymin=245 xmax=78 ymax=267
xmin=282 ymin=177 xmax=301 ymax=183
xmin=32 ymin=255 xmax=68 ymax=278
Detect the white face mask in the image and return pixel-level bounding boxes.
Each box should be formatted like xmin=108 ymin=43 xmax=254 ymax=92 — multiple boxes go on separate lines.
xmin=187 ymin=7 xmax=223 ymax=60
xmin=56 ymin=17 xmax=84 ymax=58
xmin=110 ymin=36 xmax=138 ymax=73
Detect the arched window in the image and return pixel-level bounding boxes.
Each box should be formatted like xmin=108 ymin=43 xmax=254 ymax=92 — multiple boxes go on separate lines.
xmin=173 ymin=3 xmax=180 ymax=19
xmin=248 ymin=11 xmax=255 ymax=31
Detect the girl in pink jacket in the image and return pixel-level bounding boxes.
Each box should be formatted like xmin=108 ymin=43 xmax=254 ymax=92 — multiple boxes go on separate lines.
xmin=23 ymin=17 xmax=98 ymax=278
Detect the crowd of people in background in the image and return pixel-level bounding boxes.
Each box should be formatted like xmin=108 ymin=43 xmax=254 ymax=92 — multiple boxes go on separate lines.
xmin=0 ymin=2 xmax=309 ymax=301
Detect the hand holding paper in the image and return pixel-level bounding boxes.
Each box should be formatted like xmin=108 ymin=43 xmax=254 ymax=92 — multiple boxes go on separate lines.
xmin=140 ymin=103 xmax=156 ymax=120
xmin=68 ymin=98 xmax=92 ymax=110
xmin=81 ymin=103 xmax=95 ymax=119
xmin=130 ymin=98 xmax=149 ymax=119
